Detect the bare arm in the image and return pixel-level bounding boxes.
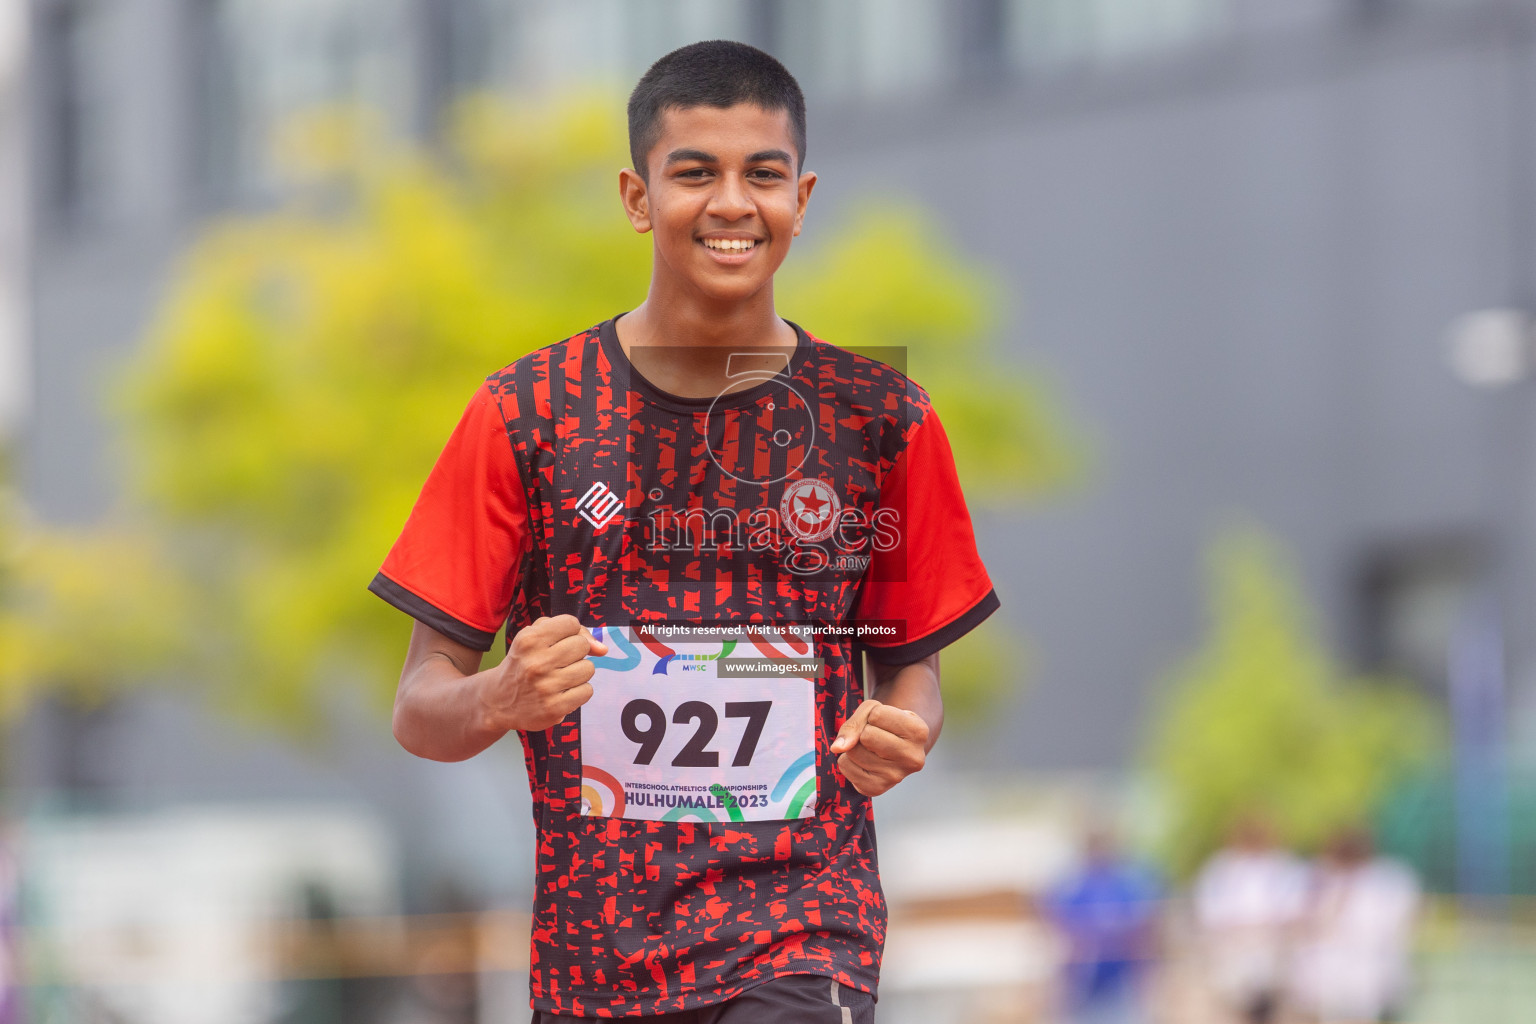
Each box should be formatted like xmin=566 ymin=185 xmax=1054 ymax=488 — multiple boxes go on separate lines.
xmin=830 ymin=652 xmax=942 ymax=796
xmin=392 ymin=615 xmax=606 ymax=762
xmin=868 ymin=653 xmax=942 ymax=752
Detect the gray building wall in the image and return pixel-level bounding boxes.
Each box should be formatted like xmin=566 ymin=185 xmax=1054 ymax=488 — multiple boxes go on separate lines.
xmin=809 ymin=2 xmax=1536 ymax=766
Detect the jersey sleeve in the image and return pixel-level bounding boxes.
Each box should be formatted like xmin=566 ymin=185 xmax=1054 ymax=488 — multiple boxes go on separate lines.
xmin=853 ymin=404 xmax=999 ymax=664
xmin=368 ymin=382 xmax=530 ymax=651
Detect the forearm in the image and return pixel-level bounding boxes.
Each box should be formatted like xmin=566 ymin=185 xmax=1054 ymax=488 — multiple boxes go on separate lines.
xmin=867 ymin=653 xmax=942 ymax=752
xmin=392 ymin=616 xmax=602 ymax=762
xmin=392 ymin=646 xmax=506 ymax=762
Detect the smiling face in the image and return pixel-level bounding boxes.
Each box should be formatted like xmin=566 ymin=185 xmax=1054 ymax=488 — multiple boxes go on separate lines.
xmin=620 ymin=103 xmax=817 ymax=307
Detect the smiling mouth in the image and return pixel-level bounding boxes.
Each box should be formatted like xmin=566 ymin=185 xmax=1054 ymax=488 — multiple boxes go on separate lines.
xmin=700 ymin=238 xmax=760 ymax=252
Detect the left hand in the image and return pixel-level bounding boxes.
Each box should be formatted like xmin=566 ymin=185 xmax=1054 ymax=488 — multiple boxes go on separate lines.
xmin=830 ymin=699 xmax=929 ymax=796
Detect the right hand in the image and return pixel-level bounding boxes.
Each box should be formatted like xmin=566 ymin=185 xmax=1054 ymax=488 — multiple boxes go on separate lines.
xmin=480 ymin=615 xmax=608 ymax=733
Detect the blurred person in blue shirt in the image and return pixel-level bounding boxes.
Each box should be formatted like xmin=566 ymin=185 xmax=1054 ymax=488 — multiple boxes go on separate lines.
xmin=1044 ymin=825 xmax=1163 ymax=1024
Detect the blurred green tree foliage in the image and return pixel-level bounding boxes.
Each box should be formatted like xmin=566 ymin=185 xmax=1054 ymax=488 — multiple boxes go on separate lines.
xmin=0 ymin=447 xmax=193 ymax=716
xmin=0 ymin=98 xmax=1075 ymax=730
xmin=1145 ymin=526 xmax=1443 ymax=877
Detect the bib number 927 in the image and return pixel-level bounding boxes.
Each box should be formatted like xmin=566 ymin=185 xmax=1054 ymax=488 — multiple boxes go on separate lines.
xmin=620 ymin=699 xmax=771 ymax=767
xmin=579 ymin=631 xmax=816 ymax=822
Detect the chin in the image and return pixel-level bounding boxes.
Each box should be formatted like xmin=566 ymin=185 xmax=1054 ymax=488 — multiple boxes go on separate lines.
xmin=692 ymin=274 xmax=771 ymax=305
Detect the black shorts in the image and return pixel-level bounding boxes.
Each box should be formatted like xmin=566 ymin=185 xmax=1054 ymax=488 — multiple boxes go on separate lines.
xmin=530 ymin=974 xmax=876 ymax=1023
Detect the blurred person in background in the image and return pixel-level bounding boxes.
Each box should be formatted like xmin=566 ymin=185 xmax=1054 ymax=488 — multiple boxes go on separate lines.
xmin=1288 ymin=827 xmax=1420 ymax=1024
xmin=1192 ymin=815 xmax=1307 ymax=1024
xmin=403 ymin=880 xmax=480 ymax=1024
xmin=1043 ymin=824 xmax=1162 ymax=1024
xmin=279 ymin=880 xmax=388 ymax=1024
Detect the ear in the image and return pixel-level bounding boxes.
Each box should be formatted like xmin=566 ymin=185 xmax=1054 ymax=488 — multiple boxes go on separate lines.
xmin=792 ymin=170 xmax=818 ymax=237
xmin=619 ymin=167 xmax=652 ymax=234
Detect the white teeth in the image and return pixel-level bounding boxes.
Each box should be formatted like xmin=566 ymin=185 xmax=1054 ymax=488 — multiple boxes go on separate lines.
xmin=704 ymin=238 xmax=756 ymax=251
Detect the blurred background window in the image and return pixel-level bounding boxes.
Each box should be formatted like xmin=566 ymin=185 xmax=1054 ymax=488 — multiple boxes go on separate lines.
xmin=780 ymin=0 xmax=1232 ymax=99
xmin=190 ymin=0 xmax=412 ymax=206
xmin=1357 ymin=539 xmax=1485 ymax=692
xmin=1010 ymin=0 xmax=1228 ymax=71
xmin=37 ymin=0 xmax=118 ymax=228
xmin=0 ymin=0 xmax=24 ymax=433
xmin=419 ymin=0 xmax=516 ymax=130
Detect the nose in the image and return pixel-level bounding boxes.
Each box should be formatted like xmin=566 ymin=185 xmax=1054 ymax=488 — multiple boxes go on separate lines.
xmin=706 ymin=171 xmax=755 ymax=222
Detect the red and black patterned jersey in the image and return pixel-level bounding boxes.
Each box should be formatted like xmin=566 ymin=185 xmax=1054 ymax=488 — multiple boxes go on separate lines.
xmin=370 ymin=316 xmax=997 ymax=1017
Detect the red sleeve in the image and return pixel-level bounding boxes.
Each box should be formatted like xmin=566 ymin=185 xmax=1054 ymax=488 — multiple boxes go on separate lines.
xmin=853 ymin=405 xmax=999 ymax=664
xmin=368 ymin=383 xmax=530 ymax=650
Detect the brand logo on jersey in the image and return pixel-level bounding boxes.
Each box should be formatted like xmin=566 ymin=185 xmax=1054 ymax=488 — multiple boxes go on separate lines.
xmin=780 ymin=478 xmax=840 ymax=542
xmin=575 ymin=481 xmax=624 ymax=529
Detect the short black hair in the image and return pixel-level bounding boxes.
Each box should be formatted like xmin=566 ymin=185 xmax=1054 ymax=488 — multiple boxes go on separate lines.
xmin=627 ymin=40 xmax=807 ymax=179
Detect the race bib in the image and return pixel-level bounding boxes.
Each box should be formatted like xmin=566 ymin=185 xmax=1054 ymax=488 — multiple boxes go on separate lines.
xmin=579 ymin=626 xmax=819 ymax=823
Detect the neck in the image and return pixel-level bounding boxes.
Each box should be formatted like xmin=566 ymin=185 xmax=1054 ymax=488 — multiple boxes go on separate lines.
xmin=613 ymin=277 xmax=798 ymax=400
xmin=619 ymin=276 xmax=793 ymax=351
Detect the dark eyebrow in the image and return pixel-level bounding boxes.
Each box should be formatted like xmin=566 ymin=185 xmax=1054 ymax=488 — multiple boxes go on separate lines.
xmin=665 ymin=148 xmax=717 ymax=166
xmin=747 ymin=149 xmax=793 ymax=166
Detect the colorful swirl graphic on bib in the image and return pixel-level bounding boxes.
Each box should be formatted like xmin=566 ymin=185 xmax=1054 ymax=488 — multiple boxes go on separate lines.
xmin=588 ymin=625 xmax=642 ymax=671
xmin=580 ymin=765 xmax=626 ymax=817
xmin=654 ymin=640 xmax=737 ymax=675
xmin=772 ymin=751 xmax=818 ymax=818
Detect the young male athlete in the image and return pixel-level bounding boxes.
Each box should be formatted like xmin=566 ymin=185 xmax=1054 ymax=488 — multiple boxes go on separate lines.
xmin=370 ymin=40 xmax=998 ymax=1022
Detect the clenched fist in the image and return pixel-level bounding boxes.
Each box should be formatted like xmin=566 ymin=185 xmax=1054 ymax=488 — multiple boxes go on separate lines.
xmin=479 ymin=615 xmax=608 ymax=733
xmin=830 ymin=699 xmax=929 ymax=797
